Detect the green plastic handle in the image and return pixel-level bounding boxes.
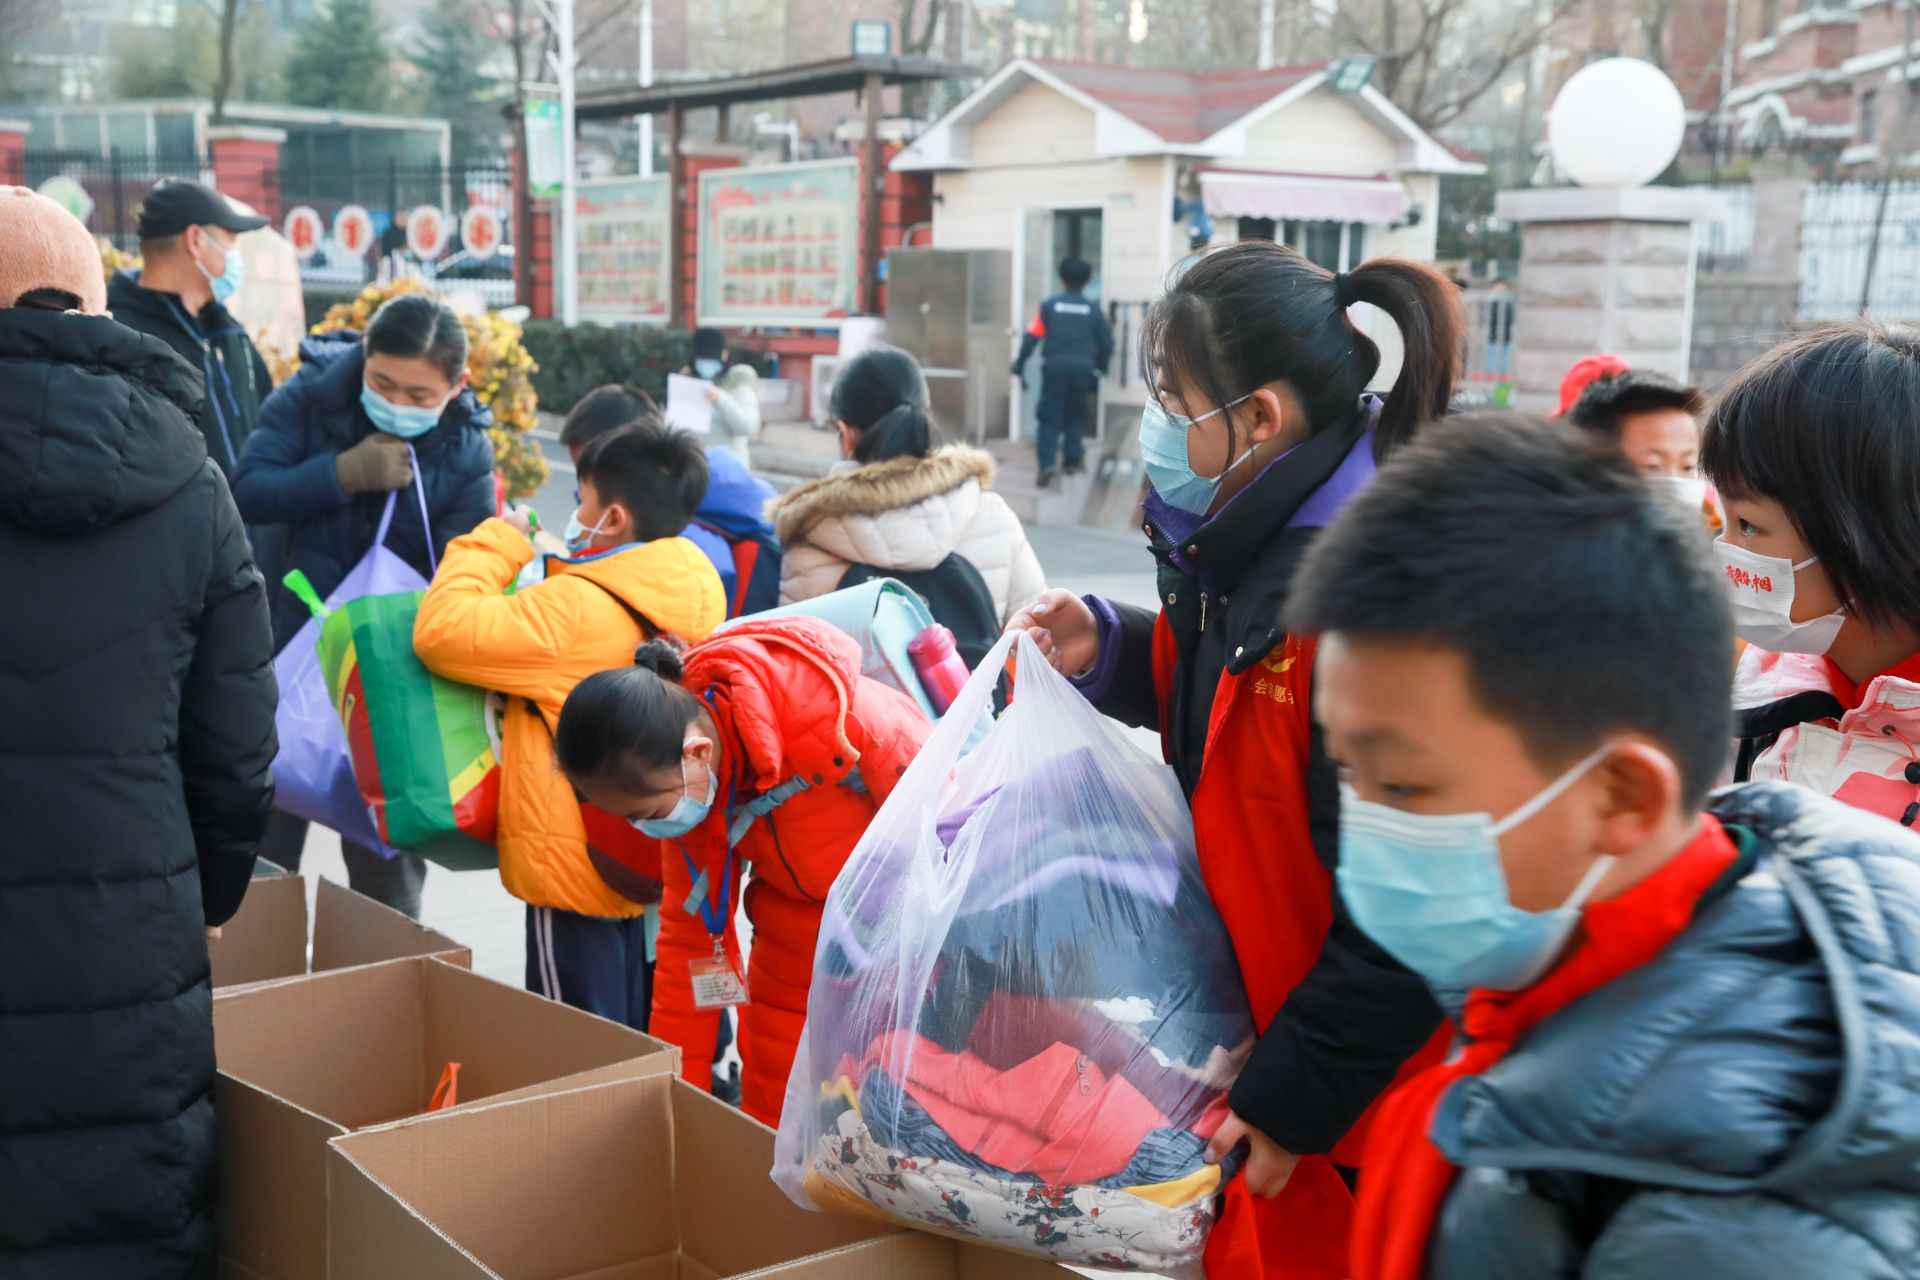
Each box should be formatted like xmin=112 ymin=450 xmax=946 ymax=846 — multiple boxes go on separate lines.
xmin=283 ymin=569 xmax=330 ymax=621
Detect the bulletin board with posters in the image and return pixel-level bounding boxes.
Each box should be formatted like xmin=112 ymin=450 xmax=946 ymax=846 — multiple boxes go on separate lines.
xmin=576 ymin=175 xmax=671 ymax=325
xmin=696 ymin=159 xmax=858 ymax=328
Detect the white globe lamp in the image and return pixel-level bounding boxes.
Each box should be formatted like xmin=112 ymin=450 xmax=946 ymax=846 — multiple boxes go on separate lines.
xmin=1547 ymin=57 xmax=1686 ymax=188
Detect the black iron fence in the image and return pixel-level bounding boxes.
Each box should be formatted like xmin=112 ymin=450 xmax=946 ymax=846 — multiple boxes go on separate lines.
xmin=21 ymin=147 xmax=517 ymax=307
xmin=21 ymin=149 xmax=209 ymax=249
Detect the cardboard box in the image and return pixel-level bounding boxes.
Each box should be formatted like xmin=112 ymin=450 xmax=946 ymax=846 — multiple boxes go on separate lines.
xmin=216 ymin=957 xmax=678 ymax=1280
xmin=750 ymin=1234 xmax=1079 ymax=1278
xmin=326 ymin=1074 xmax=896 ymax=1280
xmin=212 ymin=875 xmax=470 ymax=990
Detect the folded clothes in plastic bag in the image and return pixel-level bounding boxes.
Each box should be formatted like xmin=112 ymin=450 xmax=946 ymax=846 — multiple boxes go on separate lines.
xmin=775 ymin=632 xmax=1254 ymax=1275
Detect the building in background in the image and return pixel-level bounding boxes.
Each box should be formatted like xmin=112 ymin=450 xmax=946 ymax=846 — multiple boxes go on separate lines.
xmin=897 ymin=55 xmax=1479 ymax=442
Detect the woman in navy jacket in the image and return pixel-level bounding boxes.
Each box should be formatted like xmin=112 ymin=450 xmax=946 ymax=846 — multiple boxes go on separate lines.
xmin=233 ymin=292 xmax=495 ymax=915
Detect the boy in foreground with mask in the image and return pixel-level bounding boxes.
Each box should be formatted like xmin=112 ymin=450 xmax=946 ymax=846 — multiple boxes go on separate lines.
xmin=1283 ymin=415 xmax=1920 ymax=1280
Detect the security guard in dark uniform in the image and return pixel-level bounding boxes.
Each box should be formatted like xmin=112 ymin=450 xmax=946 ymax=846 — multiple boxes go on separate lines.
xmin=1012 ymin=256 xmax=1114 ymax=487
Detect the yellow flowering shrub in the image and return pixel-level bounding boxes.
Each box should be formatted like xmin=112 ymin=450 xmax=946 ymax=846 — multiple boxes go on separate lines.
xmin=309 ymin=278 xmax=548 ymax=500
xmin=97 ymin=237 xmax=139 ymax=279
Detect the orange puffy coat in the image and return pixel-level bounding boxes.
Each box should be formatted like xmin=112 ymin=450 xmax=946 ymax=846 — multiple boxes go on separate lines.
xmin=413 ymin=520 xmax=727 ymax=917
xmin=650 ymin=615 xmax=930 ymax=1126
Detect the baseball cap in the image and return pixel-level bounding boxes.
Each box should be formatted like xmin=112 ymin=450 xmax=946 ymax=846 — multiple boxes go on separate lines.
xmin=136 ymin=178 xmax=269 ymax=240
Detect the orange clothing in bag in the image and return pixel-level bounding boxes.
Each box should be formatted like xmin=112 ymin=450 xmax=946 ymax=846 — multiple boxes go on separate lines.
xmin=413 ymin=521 xmax=727 ymax=916
xmin=650 ymin=615 xmax=930 ymax=1125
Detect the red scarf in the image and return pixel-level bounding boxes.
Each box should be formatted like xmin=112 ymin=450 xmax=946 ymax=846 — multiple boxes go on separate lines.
xmin=1349 ymin=818 xmax=1741 ymax=1280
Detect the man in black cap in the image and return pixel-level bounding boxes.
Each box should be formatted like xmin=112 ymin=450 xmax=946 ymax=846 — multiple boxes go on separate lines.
xmin=106 ymin=177 xmax=273 ymax=480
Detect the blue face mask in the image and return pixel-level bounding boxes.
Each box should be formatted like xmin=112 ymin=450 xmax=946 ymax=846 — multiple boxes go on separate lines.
xmin=1335 ymin=746 xmax=1619 ymax=991
xmin=694 ymin=357 xmax=724 ymax=379
xmin=361 ymin=383 xmax=449 ymax=440
xmin=195 ymin=230 xmax=246 ymax=303
xmin=631 ymin=747 xmax=717 ymax=839
xmin=1139 ymin=395 xmax=1255 ymax=515
xmin=562 ymin=506 xmax=612 ymax=556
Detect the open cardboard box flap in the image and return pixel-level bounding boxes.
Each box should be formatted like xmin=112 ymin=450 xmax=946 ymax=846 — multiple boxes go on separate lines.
xmin=751 ymin=1234 xmax=1080 ymax=1278
xmin=211 ymin=875 xmax=469 ymax=990
xmin=327 ymin=1075 xmax=892 ymax=1280
xmin=216 ymin=957 xmax=677 ymax=1280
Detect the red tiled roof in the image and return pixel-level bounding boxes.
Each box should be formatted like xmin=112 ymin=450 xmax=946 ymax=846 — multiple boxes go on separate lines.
xmin=1031 ymin=58 xmax=1329 ymax=144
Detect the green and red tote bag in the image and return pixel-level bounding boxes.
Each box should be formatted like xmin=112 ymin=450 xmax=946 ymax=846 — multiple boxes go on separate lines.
xmin=317 ymin=590 xmax=501 ymax=870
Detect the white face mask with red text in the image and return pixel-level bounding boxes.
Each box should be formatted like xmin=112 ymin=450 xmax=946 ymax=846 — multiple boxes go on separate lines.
xmin=1717 ymin=539 xmax=1846 ymax=655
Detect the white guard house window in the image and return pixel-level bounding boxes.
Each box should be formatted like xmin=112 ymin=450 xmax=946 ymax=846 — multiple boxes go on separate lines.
xmin=1202 ymin=171 xmax=1394 ymax=270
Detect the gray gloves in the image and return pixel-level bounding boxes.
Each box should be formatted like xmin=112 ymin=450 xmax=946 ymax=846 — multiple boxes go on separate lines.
xmin=335 ymin=434 xmax=414 ymax=494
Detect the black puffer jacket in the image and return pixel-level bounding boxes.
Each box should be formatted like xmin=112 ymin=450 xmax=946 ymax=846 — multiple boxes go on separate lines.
xmin=1427 ymin=783 xmax=1920 ymax=1279
xmin=0 ymin=309 xmax=278 ymax=1277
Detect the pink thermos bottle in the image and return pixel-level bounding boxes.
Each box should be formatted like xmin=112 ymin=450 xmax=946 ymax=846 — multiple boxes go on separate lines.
xmin=908 ymin=624 xmax=971 ymax=716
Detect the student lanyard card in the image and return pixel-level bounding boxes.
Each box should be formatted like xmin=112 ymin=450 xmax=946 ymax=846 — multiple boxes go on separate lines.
xmin=680 ymin=762 xmax=749 ymax=1010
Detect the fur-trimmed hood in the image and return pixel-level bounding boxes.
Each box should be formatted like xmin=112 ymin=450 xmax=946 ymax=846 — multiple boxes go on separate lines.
xmin=770 ymin=445 xmax=996 ymax=544
xmin=767 ymin=444 xmax=1045 ymax=627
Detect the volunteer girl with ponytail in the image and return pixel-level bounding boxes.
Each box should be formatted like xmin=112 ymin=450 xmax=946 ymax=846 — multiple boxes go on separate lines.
xmin=1008 ymin=242 xmax=1466 ymax=1278
xmin=554 ymin=620 xmax=930 ymax=1126
xmin=1703 ymin=321 xmax=1920 ymax=826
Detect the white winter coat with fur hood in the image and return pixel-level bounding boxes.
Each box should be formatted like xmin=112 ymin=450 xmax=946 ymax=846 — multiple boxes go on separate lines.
xmin=771 ymin=445 xmax=1046 ymax=625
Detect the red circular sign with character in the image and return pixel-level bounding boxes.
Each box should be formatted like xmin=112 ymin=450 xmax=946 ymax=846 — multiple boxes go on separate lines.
xmin=461 ymin=205 xmax=504 ymax=260
xmin=283 ymin=206 xmax=323 ymax=260
xmin=334 ymin=205 xmax=374 ymax=257
xmin=407 ymin=205 xmax=447 ymax=260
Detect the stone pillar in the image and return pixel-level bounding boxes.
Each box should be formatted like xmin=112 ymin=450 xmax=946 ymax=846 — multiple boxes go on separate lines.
xmin=208 ymin=125 xmax=286 ymax=222
xmin=1749 ymin=175 xmax=1806 ymax=276
xmin=0 ymin=119 xmax=28 ymax=188
xmin=1494 ymin=186 xmax=1728 ymax=413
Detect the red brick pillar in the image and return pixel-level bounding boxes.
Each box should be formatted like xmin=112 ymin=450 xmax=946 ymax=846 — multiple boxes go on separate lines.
xmin=207 ymin=126 xmax=285 ymax=223
xmin=679 ymin=145 xmax=747 ymax=329
xmin=0 ymin=119 xmax=27 ymax=188
xmin=877 ymin=141 xmax=932 ymax=315
xmin=528 ymin=199 xmax=555 ymax=319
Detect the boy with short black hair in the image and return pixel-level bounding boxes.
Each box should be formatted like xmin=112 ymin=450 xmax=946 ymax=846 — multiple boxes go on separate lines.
xmin=558 ymin=382 xmax=659 ymax=466
xmin=559 ymin=384 xmax=783 ymax=616
xmin=1566 ymin=368 xmax=1706 ymax=483
xmin=1282 ymin=414 xmax=1920 ymax=1280
xmin=1012 ymin=255 xmax=1113 ymax=487
xmin=573 ymin=422 xmax=709 ymax=547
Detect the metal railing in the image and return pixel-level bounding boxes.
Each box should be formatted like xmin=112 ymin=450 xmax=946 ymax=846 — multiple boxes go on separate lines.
xmin=21 ymin=149 xmax=209 ymax=249
xmin=19 ymin=147 xmax=516 ymax=306
xmin=1800 ymin=180 xmax=1920 ymax=322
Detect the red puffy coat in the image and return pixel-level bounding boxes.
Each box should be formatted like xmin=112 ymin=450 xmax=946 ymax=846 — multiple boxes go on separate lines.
xmin=651 ymin=615 xmax=930 ymax=1126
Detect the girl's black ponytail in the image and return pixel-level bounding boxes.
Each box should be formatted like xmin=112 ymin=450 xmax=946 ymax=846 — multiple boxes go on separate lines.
xmin=850 ymin=402 xmax=934 ymax=464
xmin=831 ymin=343 xmax=937 ymax=463
xmin=1342 ymin=257 xmax=1466 ymax=457
xmin=555 ymin=639 xmax=702 ymax=784
xmin=1144 ymin=241 xmax=1464 ymax=463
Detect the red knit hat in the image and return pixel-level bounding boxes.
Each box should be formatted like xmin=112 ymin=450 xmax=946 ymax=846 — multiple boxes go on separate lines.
xmin=0 ymin=185 xmax=108 ymax=315
xmin=1556 ymin=354 xmax=1630 ymax=416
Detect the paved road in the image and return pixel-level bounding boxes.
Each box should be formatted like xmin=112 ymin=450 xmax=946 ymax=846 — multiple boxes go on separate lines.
xmin=295 ymin=439 xmax=1162 ymax=986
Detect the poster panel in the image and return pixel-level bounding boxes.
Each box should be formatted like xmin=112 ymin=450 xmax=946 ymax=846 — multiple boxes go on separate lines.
xmin=576 ymin=175 xmax=671 ymax=325
xmin=696 ymin=159 xmax=858 ymax=328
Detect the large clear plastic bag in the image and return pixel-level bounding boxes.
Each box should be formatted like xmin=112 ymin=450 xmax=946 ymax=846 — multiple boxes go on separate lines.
xmin=774 ymin=631 xmax=1254 ymax=1275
